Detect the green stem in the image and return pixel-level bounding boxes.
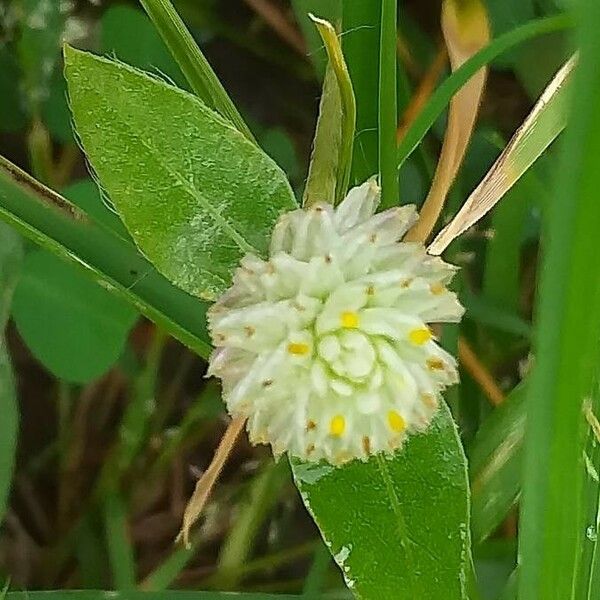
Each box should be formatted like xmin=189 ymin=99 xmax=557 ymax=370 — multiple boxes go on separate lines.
xmin=378 ymin=0 xmax=398 ymax=208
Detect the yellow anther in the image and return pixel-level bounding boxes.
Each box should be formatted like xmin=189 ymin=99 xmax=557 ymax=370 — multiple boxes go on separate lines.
xmin=430 ymin=282 xmax=446 ymax=295
xmin=329 ymin=415 xmax=346 ymax=437
xmin=426 ymin=358 xmax=445 ymax=371
xmin=287 ymin=342 xmax=310 ymax=356
xmin=388 ymin=410 xmax=406 ymax=433
xmin=341 ymin=311 xmax=360 ymax=329
xmin=409 ymin=327 xmax=432 ymax=345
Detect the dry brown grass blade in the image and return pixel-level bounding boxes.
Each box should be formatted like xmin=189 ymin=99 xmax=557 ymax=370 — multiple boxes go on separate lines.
xmin=177 ymin=414 xmax=246 ymax=548
xmin=429 ymin=54 xmax=577 ymax=256
xmin=458 ymin=336 xmax=504 ymax=406
xmin=405 ymin=0 xmax=490 ymax=243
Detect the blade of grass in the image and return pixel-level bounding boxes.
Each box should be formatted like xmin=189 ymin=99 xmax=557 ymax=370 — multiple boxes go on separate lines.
xmin=397 ymin=14 xmax=573 ymax=170
xmin=309 ymin=15 xmax=356 ymax=203
xmin=430 ymin=55 xmax=575 ymax=255
xmin=518 ymin=0 xmax=600 ymax=595
xmin=0 ymin=156 xmax=211 ymax=359
xmin=378 ymin=0 xmax=398 ymax=209
xmin=103 ymin=491 xmax=136 ymax=590
xmin=343 ymin=1 xmax=381 ymax=184
xmin=138 ymin=0 xmax=255 ymax=142
xmin=405 ymin=0 xmax=489 ymax=239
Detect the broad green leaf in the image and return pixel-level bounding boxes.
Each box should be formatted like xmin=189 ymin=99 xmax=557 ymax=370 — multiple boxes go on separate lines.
xmin=64 ymin=47 xmax=296 ymax=300
xmin=429 ymin=55 xmax=575 ymax=255
xmin=101 ymin=4 xmax=186 ymax=89
xmin=518 ymin=0 xmax=600 ymax=595
xmin=12 ymin=250 xmax=138 ymax=383
xmin=292 ymin=403 xmax=472 ymax=599
xmin=0 ymin=155 xmax=212 ymax=358
xmin=0 ymin=223 xmax=22 ymax=523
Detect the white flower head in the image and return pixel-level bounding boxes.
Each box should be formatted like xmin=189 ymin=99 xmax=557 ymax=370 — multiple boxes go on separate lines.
xmin=208 ymin=179 xmax=464 ymax=465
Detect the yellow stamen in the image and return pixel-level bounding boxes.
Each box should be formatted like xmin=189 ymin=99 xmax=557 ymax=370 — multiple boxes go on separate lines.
xmin=341 ymin=311 xmax=359 ymax=329
xmin=287 ymin=342 xmax=310 ymax=356
xmin=430 ymin=282 xmax=445 ymax=295
xmin=329 ymin=415 xmax=346 ymax=437
xmin=409 ymin=327 xmax=432 ymax=345
xmin=388 ymin=410 xmax=406 ymax=433
xmin=426 ymin=358 xmax=445 ymax=371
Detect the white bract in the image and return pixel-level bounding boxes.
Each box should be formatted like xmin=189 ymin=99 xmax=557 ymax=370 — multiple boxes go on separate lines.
xmin=208 ymin=180 xmax=464 ymax=464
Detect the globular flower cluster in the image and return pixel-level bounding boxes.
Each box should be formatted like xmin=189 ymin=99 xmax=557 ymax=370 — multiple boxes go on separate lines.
xmin=208 ymin=180 xmax=464 ymax=464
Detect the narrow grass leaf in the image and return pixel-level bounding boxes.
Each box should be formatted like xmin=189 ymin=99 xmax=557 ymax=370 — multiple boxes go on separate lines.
xmin=64 ymin=47 xmax=296 ymax=300
xmin=377 ymin=0 xmax=398 ymax=210
xmin=0 ymin=223 xmax=22 ymax=523
xmin=397 ymin=14 xmax=573 ymax=170
xmin=469 ymin=384 xmax=527 ymax=544
xmin=5 ymin=593 xmax=299 ymax=599
xmin=518 ymin=1 xmax=600 ymax=595
xmin=138 ymin=0 xmax=255 ymax=141
xmin=342 ymin=2 xmax=381 ymax=185
xmin=430 ymin=55 xmax=575 ymax=255
xmin=292 ymin=403 xmax=472 ymax=599
xmin=406 ymin=0 xmax=489 ymax=241
xmin=308 ymin=15 xmax=356 ymax=204
xmin=0 ymin=156 xmax=212 ymax=358
xmin=103 ymin=492 xmax=136 ymax=590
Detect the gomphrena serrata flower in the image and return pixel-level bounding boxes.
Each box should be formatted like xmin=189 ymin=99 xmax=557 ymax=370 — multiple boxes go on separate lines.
xmin=208 ymin=180 xmax=464 ymax=464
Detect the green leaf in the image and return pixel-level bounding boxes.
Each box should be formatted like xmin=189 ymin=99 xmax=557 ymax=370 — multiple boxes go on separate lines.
xmin=12 ymin=250 xmax=138 ymax=383
xmin=0 ymin=156 xmax=212 ymax=359
xmin=64 ymin=47 xmax=296 ymax=300
xmin=470 ymin=384 xmax=526 ymax=544
xmin=303 ymin=65 xmax=342 ymax=207
xmin=378 ymin=0 xmax=398 ymax=209
xmin=342 ymin=2 xmax=381 ymax=185
xmin=290 ymin=0 xmax=342 ymax=77
xmin=63 ymin=179 xmax=129 ymax=240
xmin=518 ymin=0 xmax=600 ymax=596
xmin=138 ymin=0 xmax=255 ymax=142
xmin=309 ymin=16 xmax=356 ymax=205
xmin=101 ymin=4 xmax=186 ymax=89
xmin=0 ymin=223 xmax=22 ymax=523
xmin=292 ymin=403 xmax=472 ymax=599
xmin=16 ymin=0 xmax=67 ymax=113
xmin=5 ymin=593 xmax=300 ymax=599
xmin=104 ymin=492 xmax=136 ymax=590
xmin=0 ymin=48 xmax=27 ymax=132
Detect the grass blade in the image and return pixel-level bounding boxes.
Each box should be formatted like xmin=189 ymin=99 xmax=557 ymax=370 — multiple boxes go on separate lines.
xmin=397 ymin=14 xmax=573 ymax=170
xmin=405 ymin=0 xmax=489 ymax=240
xmin=103 ymin=492 xmax=136 ymax=590
xmin=343 ymin=2 xmax=381 ymax=184
xmin=518 ymin=0 xmax=600 ymax=595
xmin=138 ymin=0 xmax=255 ymax=142
xmin=0 ymin=156 xmax=212 ymax=358
xmin=378 ymin=0 xmax=398 ymax=209
xmin=430 ymin=55 xmax=575 ymax=255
